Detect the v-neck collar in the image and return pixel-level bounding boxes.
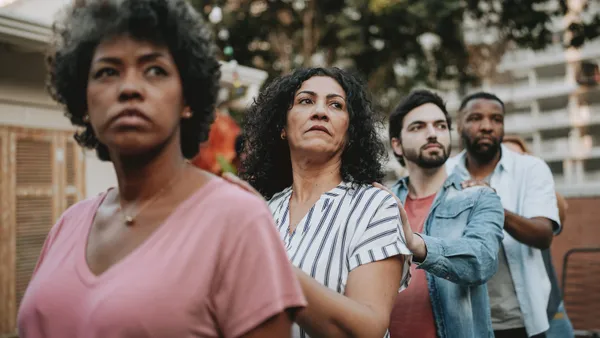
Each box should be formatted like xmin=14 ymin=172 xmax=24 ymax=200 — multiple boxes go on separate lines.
xmin=76 ymin=178 xmax=221 ymax=286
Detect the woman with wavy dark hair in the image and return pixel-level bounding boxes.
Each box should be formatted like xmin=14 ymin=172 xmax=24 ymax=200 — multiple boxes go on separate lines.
xmin=17 ymin=1 xmax=305 ymax=337
xmin=236 ymin=67 xmax=412 ymax=338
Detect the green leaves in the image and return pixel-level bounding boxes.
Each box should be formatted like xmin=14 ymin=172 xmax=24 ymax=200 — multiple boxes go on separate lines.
xmin=216 ymin=154 xmax=237 ymax=175
xmin=192 ymin=0 xmax=599 ymax=111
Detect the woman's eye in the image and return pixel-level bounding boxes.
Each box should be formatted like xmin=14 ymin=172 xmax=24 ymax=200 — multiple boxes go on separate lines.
xmin=147 ymin=66 xmax=167 ymax=76
xmin=299 ymin=98 xmax=312 ymax=104
xmin=93 ymin=68 xmax=118 ymax=79
xmin=331 ymin=102 xmax=343 ymax=109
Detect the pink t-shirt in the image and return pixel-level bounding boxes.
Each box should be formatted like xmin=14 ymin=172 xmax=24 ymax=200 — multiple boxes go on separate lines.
xmin=17 ymin=178 xmax=306 ymax=338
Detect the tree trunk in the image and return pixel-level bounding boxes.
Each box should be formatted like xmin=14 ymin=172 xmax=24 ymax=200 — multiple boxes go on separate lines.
xmin=302 ymin=0 xmax=316 ymax=66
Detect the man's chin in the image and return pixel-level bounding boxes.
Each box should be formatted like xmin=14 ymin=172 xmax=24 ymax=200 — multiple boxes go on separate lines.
xmin=472 ymin=147 xmax=499 ymax=162
xmin=418 ymin=158 xmax=447 ymax=169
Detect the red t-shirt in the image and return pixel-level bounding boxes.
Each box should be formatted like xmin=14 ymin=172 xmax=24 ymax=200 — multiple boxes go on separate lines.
xmin=389 ymin=193 xmax=437 ymax=338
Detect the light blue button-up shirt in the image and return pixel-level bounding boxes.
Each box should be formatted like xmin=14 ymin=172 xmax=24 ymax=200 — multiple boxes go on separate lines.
xmin=446 ymin=144 xmax=561 ymax=336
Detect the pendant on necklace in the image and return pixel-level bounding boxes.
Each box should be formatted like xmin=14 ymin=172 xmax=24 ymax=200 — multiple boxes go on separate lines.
xmin=124 ymin=215 xmax=135 ymax=226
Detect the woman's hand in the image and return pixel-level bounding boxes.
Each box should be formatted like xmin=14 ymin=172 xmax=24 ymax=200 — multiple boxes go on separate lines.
xmin=372 ymin=182 xmax=427 ymax=262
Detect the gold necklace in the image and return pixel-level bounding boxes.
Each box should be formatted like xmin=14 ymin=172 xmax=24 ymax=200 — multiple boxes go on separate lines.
xmin=117 ymin=168 xmax=185 ymax=226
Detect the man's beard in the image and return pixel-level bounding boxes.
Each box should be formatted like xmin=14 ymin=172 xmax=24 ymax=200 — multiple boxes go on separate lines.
xmin=404 ymin=143 xmax=450 ymax=169
xmin=462 ymin=133 xmax=503 ymax=163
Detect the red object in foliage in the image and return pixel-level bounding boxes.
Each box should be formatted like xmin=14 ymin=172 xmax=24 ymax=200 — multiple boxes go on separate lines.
xmin=191 ymin=111 xmax=241 ymax=175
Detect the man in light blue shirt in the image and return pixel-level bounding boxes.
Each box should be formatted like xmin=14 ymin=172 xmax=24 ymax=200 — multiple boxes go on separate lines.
xmin=446 ymin=92 xmax=561 ymax=338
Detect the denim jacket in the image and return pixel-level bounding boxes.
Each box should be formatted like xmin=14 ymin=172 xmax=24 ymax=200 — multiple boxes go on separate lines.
xmin=391 ymin=173 xmax=505 ymax=338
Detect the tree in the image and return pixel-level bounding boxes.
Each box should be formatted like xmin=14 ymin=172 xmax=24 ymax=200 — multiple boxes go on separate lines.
xmin=191 ymin=0 xmax=600 ymax=110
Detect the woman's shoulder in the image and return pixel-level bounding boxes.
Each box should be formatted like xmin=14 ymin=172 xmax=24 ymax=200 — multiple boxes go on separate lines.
xmin=268 ymin=186 xmax=292 ymax=203
xmin=45 ymin=193 xmax=106 ymax=243
xmin=207 ymin=177 xmax=273 ymax=216
xmin=347 ymin=182 xmax=397 ymax=205
xmin=61 ymin=193 xmax=106 ymax=221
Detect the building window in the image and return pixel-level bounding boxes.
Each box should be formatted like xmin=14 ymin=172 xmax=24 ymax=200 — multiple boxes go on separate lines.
xmin=576 ymin=61 xmax=600 ymax=86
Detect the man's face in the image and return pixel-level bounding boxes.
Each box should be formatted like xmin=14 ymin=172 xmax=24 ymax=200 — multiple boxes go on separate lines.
xmin=391 ymin=103 xmax=451 ymax=169
xmin=459 ymin=98 xmax=504 ymax=163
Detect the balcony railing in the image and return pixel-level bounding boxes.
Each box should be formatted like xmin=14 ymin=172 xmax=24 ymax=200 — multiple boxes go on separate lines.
xmin=541 ymin=137 xmax=571 ymax=155
xmin=499 ymin=39 xmax=600 ymax=72
xmin=504 ymin=113 xmax=533 ymax=133
xmin=539 ymin=134 xmax=600 ymax=161
xmin=584 ymin=170 xmax=600 ymax=183
xmin=477 ymin=78 xmax=575 ymax=104
xmin=504 ymin=104 xmax=600 ymax=133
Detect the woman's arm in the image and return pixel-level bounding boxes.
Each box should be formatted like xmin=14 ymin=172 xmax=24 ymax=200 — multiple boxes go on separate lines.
xmin=556 ymin=192 xmax=568 ymax=229
xmin=294 ymin=257 xmax=404 ymax=338
xmin=241 ymin=312 xmax=293 ymax=338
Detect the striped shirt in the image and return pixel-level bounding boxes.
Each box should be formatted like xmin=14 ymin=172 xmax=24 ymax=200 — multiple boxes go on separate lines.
xmin=268 ymin=181 xmax=412 ymax=338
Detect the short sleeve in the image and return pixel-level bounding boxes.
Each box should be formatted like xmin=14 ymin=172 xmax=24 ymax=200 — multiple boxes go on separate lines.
xmin=349 ymin=190 xmax=412 ymax=290
xmin=31 ymin=218 xmax=62 ymax=277
xmin=32 ymin=198 xmax=90 ymax=276
xmin=212 ymin=210 xmax=307 ymax=338
xmin=523 ymin=158 xmax=561 ymax=232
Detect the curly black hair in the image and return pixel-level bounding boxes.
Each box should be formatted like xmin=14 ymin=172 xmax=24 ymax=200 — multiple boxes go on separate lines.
xmin=241 ymin=67 xmax=387 ymax=199
xmin=47 ymin=0 xmax=221 ymax=161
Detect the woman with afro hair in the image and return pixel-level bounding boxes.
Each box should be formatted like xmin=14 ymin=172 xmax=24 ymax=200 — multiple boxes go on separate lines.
xmin=17 ymin=1 xmax=306 ymax=337
xmin=232 ymin=67 xmax=412 ymax=338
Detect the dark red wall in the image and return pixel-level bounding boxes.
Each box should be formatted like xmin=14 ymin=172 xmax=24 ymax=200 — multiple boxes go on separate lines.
xmin=551 ymin=197 xmax=600 ymax=282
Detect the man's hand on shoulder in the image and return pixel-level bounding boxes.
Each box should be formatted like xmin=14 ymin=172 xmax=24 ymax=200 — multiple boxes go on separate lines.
xmin=461 ymin=180 xmax=496 ymax=193
xmin=372 ymin=182 xmax=427 ymax=261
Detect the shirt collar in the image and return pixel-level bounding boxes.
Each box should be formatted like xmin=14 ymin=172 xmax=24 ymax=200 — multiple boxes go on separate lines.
xmin=282 ymin=181 xmax=351 ymax=198
xmin=453 ymin=143 xmax=513 ymax=176
xmin=393 ymin=172 xmax=462 ymax=193
xmin=444 ymin=172 xmax=463 ymax=189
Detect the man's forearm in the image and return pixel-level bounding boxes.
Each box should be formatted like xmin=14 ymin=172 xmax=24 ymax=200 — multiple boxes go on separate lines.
xmin=504 ymin=210 xmax=554 ymax=249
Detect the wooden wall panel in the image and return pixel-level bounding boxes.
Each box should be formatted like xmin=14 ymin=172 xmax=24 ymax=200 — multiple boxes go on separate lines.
xmin=0 ymin=126 xmax=85 ymax=337
xmin=13 ymin=131 xmax=54 ymax=322
xmin=0 ymin=128 xmax=13 ymax=334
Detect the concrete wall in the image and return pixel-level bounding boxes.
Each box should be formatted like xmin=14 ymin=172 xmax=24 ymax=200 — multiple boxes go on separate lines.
xmin=84 ymin=151 xmax=117 ymax=198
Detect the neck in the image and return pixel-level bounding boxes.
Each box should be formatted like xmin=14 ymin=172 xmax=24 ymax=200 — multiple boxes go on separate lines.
xmin=405 ymin=162 xmax=447 ymax=198
xmin=464 ymin=149 xmax=501 ymax=180
xmin=290 ymin=153 xmax=343 ymax=203
xmin=110 ymin=138 xmax=188 ymax=203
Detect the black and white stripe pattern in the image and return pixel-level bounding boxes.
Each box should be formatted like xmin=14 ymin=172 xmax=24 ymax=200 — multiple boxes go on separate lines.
xmin=268 ymin=182 xmax=412 ymax=338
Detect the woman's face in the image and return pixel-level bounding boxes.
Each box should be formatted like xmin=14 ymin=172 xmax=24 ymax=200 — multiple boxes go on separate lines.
xmin=86 ymin=35 xmax=186 ymax=158
xmin=285 ymin=76 xmax=350 ymax=160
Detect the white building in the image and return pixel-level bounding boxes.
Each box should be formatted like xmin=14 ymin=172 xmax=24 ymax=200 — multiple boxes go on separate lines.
xmin=442 ymin=37 xmax=600 ymax=198
xmin=0 ymin=1 xmax=267 ymax=335
xmin=441 ymin=0 xmax=600 ymax=198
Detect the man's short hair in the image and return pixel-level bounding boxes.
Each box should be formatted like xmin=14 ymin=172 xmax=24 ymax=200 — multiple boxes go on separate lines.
xmin=388 ymin=89 xmax=451 ymax=166
xmin=458 ymin=92 xmax=505 ymax=114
